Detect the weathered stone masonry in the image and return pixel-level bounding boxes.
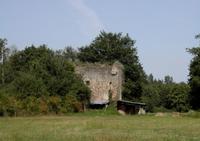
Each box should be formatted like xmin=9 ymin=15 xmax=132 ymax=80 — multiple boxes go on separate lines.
xmin=75 ymin=62 xmax=124 ymax=104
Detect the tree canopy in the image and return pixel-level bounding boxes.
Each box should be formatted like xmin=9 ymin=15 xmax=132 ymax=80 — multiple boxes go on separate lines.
xmin=0 ymin=44 xmax=90 ymax=116
xmin=78 ymin=31 xmax=146 ymax=101
xmin=0 ymin=32 xmax=198 ymax=115
xmin=187 ymin=34 xmax=200 ymax=109
xmin=142 ymin=74 xmax=190 ymax=112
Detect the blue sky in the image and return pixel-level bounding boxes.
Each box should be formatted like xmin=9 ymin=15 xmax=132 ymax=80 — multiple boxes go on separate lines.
xmin=1 ymin=0 xmax=200 ymax=82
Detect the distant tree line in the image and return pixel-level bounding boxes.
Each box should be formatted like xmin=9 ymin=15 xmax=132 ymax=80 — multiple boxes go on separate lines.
xmin=0 ymin=32 xmax=200 ymax=116
xmin=77 ymin=32 xmax=200 ymax=112
xmin=142 ymin=74 xmax=190 ymax=112
xmin=142 ymin=34 xmax=200 ymax=112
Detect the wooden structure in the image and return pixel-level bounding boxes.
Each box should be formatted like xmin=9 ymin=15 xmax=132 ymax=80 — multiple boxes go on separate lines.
xmin=117 ymin=100 xmax=146 ymax=115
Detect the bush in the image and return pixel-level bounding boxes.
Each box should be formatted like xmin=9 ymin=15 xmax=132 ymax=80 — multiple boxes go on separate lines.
xmin=142 ymin=82 xmax=190 ymax=112
xmin=0 ymin=93 xmax=7 ymax=116
xmin=48 ymin=96 xmax=62 ymax=114
xmin=63 ymin=95 xmax=83 ymax=112
xmin=13 ymin=72 xmax=48 ymax=98
xmin=39 ymin=97 xmax=49 ymax=114
xmin=141 ymin=84 xmax=160 ymax=112
xmin=0 ymin=96 xmax=22 ymax=116
xmin=0 ymin=45 xmax=91 ymax=116
xmin=21 ymin=96 xmax=40 ymax=115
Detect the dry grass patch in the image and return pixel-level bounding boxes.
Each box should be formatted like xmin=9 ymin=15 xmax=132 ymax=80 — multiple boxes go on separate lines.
xmin=0 ymin=115 xmax=200 ymax=141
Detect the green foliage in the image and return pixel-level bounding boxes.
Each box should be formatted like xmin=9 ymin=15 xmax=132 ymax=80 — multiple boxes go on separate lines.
xmin=0 ymin=38 xmax=10 ymax=61
xmin=187 ymin=35 xmax=200 ymax=109
xmin=165 ymin=83 xmax=190 ymax=112
xmin=0 ymin=33 xmax=196 ymax=115
xmin=48 ymin=96 xmax=62 ymax=114
xmin=0 ymin=92 xmax=7 ymax=116
xmin=62 ymin=95 xmax=86 ymax=113
xmin=195 ymin=33 xmax=200 ymax=39
xmin=0 ymin=43 xmax=90 ymax=116
xmin=62 ymin=46 xmax=78 ymax=62
xmin=142 ymin=74 xmax=190 ymax=112
xmin=13 ymin=72 xmax=47 ymax=98
xmin=22 ymin=96 xmax=40 ymax=115
xmin=0 ymin=93 xmax=22 ymax=116
xmin=0 ymin=38 xmax=10 ymax=85
xmin=141 ymin=84 xmax=160 ymax=112
xmin=164 ymin=75 xmax=173 ymax=84
xmin=78 ymin=31 xmax=146 ymax=101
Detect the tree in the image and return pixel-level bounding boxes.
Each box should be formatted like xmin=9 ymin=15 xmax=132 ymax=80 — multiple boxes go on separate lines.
xmin=187 ymin=34 xmax=200 ymax=109
xmin=142 ymin=73 xmax=190 ymax=112
xmin=62 ymin=46 xmax=78 ymax=62
xmin=78 ymin=31 xmax=146 ymax=101
xmin=141 ymin=84 xmax=160 ymax=112
xmin=0 ymin=38 xmax=10 ymax=85
xmin=147 ymin=73 xmax=154 ymax=83
xmin=0 ymin=44 xmax=91 ymax=115
xmin=9 ymin=45 xmax=90 ymax=98
xmin=166 ymin=83 xmax=190 ymax=112
xmin=195 ymin=33 xmax=200 ymax=40
xmin=164 ymin=75 xmax=173 ymax=84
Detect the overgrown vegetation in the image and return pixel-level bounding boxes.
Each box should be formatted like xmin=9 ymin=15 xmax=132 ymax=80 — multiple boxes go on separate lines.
xmin=0 ymin=32 xmax=200 ymax=116
xmin=0 ymin=43 xmax=90 ymax=116
xmin=142 ymin=74 xmax=190 ymax=112
xmin=78 ymin=31 xmax=146 ymax=101
xmin=187 ymin=35 xmax=200 ymax=110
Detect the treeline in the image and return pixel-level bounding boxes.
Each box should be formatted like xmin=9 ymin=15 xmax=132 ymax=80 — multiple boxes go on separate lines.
xmin=0 ymin=42 xmax=90 ymax=116
xmin=76 ymin=32 xmax=198 ymax=113
xmin=142 ymin=75 xmax=190 ymax=112
xmin=0 ymin=31 xmax=200 ymax=116
xmin=143 ymin=34 xmax=200 ymax=112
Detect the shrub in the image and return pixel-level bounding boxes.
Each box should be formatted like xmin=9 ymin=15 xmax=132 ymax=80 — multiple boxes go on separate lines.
xmin=141 ymin=84 xmax=160 ymax=112
xmin=62 ymin=95 xmax=83 ymax=112
xmin=0 ymin=45 xmax=91 ymax=116
xmin=39 ymin=97 xmax=49 ymax=114
xmin=21 ymin=96 xmax=39 ymax=115
xmin=48 ymin=96 xmax=62 ymax=114
xmin=13 ymin=72 xmax=48 ymax=99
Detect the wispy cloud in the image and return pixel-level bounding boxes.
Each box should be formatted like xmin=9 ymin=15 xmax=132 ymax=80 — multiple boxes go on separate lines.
xmin=68 ymin=0 xmax=105 ymax=36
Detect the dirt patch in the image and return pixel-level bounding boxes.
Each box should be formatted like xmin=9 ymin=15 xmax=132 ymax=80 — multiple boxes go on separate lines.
xmin=155 ymin=112 xmax=165 ymax=117
xmin=172 ymin=112 xmax=181 ymax=117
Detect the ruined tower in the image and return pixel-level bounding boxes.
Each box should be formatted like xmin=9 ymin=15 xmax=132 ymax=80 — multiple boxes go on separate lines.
xmin=75 ymin=61 xmax=124 ymax=105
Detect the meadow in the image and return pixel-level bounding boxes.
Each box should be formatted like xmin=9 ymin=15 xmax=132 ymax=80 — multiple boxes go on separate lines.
xmin=0 ymin=111 xmax=200 ymax=141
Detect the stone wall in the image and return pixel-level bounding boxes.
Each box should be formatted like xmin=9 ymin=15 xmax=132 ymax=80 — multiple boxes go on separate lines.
xmin=75 ymin=62 xmax=124 ymax=104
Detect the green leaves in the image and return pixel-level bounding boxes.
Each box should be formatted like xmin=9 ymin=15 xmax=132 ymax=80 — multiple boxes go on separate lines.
xmin=142 ymin=74 xmax=190 ymax=112
xmin=13 ymin=72 xmax=48 ymax=98
xmin=78 ymin=31 xmax=145 ymax=101
xmin=166 ymin=83 xmax=190 ymax=112
xmin=0 ymin=43 xmax=91 ymax=116
xmin=187 ymin=35 xmax=200 ymax=109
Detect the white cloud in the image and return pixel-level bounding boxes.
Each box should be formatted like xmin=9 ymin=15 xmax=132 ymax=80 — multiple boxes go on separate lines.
xmin=68 ymin=0 xmax=105 ymax=36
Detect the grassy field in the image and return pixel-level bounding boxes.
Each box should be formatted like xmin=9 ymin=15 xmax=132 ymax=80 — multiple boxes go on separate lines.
xmin=0 ymin=112 xmax=200 ymax=141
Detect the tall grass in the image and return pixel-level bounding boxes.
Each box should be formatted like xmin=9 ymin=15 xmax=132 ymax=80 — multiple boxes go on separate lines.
xmin=184 ymin=111 xmax=200 ymax=118
xmin=0 ymin=113 xmax=200 ymax=141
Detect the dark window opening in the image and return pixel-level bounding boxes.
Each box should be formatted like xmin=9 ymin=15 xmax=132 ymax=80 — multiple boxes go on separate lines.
xmin=86 ymin=80 xmax=90 ymax=85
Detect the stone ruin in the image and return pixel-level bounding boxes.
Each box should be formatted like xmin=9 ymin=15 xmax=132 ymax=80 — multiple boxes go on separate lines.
xmin=75 ymin=61 xmax=124 ymax=105
xmin=75 ymin=61 xmax=146 ymax=114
